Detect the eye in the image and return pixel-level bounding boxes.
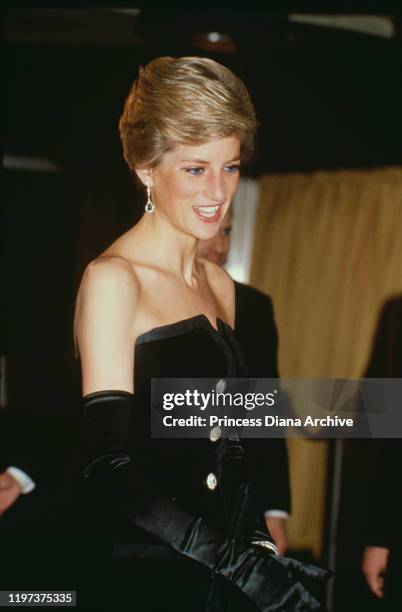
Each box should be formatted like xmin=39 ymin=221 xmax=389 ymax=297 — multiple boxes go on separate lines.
xmin=224 ymin=164 xmax=241 ymax=174
xmin=185 ymin=167 xmax=205 ymax=176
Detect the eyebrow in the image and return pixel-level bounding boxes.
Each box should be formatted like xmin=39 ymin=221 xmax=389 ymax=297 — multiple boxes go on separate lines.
xmin=179 ymin=157 xmax=241 ymax=164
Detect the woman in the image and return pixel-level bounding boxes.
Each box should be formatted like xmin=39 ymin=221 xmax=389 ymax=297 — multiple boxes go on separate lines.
xmin=74 ymin=57 xmax=329 ymax=611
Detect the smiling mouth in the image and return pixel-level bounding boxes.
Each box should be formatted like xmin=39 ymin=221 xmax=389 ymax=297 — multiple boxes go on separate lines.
xmin=193 ymin=205 xmax=222 ymax=222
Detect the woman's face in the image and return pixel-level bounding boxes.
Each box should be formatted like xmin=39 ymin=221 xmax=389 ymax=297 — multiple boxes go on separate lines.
xmin=143 ymin=136 xmax=241 ymax=240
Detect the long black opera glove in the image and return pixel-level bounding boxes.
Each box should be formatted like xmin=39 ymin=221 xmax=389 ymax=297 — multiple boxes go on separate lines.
xmin=82 ymin=391 xmax=331 ymax=611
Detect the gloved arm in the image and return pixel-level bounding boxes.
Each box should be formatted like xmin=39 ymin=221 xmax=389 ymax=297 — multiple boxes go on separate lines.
xmin=83 ymin=390 xmax=330 ymax=611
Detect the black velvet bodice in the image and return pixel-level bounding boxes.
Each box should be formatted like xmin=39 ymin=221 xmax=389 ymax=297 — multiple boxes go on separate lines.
xmin=111 ymin=314 xmax=264 ymax=544
xmin=134 ymin=314 xmax=247 ymax=379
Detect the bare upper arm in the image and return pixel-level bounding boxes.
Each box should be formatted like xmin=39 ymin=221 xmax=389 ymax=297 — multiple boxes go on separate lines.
xmin=74 ymin=257 xmax=139 ymax=396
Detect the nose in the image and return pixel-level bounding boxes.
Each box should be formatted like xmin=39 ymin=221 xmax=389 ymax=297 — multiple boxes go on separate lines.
xmin=204 ymin=171 xmax=225 ymax=203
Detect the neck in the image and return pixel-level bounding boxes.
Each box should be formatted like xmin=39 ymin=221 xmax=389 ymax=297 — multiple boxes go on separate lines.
xmin=130 ymin=211 xmax=198 ymax=286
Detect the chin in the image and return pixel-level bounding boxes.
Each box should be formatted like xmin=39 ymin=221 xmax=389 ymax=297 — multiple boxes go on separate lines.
xmin=193 ymin=226 xmax=220 ymax=242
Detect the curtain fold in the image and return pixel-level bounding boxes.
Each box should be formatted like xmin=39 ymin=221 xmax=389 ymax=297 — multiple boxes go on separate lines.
xmin=250 ymin=167 xmax=402 ymax=556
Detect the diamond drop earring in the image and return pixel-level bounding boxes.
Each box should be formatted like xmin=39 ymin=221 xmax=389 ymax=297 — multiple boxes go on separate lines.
xmin=145 ymin=183 xmax=155 ymax=214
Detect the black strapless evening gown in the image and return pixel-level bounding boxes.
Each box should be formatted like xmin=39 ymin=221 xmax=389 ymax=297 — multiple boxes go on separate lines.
xmin=84 ymin=314 xmax=268 ymax=612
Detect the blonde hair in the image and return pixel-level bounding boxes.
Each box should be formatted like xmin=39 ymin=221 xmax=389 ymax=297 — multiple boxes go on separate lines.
xmin=119 ymin=56 xmax=257 ymax=170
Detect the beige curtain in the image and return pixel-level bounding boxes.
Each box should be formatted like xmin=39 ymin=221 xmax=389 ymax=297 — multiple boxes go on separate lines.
xmin=250 ymin=167 xmax=402 ymax=557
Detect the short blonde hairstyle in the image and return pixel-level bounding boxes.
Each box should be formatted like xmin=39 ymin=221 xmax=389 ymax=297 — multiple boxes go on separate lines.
xmin=119 ymin=56 xmax=257 ymax=170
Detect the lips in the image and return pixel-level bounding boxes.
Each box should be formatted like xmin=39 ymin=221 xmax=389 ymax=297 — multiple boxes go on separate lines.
xmin=193 ymin=205 xmax=222 ymax=223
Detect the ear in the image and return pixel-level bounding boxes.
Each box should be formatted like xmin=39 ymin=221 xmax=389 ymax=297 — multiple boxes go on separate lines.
xmin=135 ymin=167 xmax=154 ymax=187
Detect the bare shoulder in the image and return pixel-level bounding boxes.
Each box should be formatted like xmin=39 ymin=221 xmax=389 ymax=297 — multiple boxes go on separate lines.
xmin=74 ymin=255 xmax=140 ymax=343
xmin=78 ymin=255 xmax=140 ymax=302
xmin=197 ymin=257 xmax=235 ymax=326
xmin=74 ymin=256 xmax=140 ymax=394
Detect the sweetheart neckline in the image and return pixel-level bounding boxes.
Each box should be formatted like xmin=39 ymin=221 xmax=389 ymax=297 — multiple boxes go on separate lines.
xmin=135 ymin=313 xmax=234 ymax=347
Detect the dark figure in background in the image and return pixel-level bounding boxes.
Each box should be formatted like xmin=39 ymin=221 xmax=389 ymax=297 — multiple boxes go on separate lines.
xmin=74 ymin=57 xmax=329 ymax=611
xmin=0 ymin=408 xmax=87 ymax=593
xmin=197 ymin=210 xmax=291 ymax=555
xmin=361 ymin=296 xmax=402 ymax=610
xmin=0 ymin=412 xmax=38 ymax=518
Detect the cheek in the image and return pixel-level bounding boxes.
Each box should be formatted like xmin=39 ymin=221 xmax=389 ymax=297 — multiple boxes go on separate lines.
xmin=155 ymin=175 xmax=191 ymax=210
xmin=226 ymin=175 xmax=240 ymax=198
xmin=167 ymin=176 xmax=199 ymax=200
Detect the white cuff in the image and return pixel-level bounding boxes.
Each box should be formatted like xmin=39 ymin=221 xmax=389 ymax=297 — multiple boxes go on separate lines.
xmin=6 ymin=467 xmax=36 ymax=494
xmin=264 ymin=510 xmax=289 ymax=519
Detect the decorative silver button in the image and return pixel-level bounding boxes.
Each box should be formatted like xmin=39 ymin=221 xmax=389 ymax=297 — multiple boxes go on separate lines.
xmin=206 ymin=472 xmax=218 ymax=490
xmin=209 ymin=426 xmax=222 ymax=442
xmin=216 ymin=379 xmax=226 ymax=393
